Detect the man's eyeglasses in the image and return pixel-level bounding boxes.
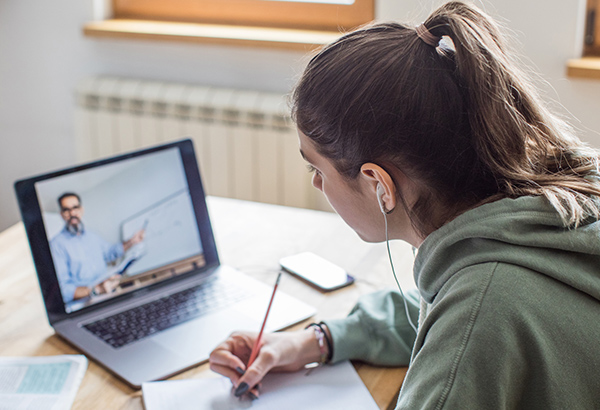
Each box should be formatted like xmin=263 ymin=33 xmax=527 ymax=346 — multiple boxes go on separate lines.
xmin=60 ymin=205 xmax=81 ymax=214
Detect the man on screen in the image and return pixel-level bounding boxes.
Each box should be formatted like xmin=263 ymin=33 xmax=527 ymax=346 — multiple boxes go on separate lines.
xmin=50 ymin=192 xmax=145 ymax=303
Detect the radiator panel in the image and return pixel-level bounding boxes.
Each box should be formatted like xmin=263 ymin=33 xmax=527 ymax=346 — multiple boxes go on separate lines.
xmin=74 ymin=76 xmax=329 ymax=212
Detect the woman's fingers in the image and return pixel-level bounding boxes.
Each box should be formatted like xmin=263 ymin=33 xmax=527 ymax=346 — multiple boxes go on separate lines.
xmin=234 ymin=346 xmax=278 ymax=397
xmin=208 ymin=363 xmax=243 ymax=387
xmin=210 ymin=335 xmax=253 ymax=367
xmin=209 ymin=330 xmax=311 ymax=399
xmin=209 ymin=332 xmax=258 ymax=386
xmin=210 ymin=351 xmax=246 ymax=379
xmin=247 ymin=384 xmax=261 ymax=400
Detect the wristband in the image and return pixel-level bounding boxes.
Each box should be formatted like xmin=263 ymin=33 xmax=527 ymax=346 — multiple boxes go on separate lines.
xmin=305 ymin=322 xmax=333 ymax=365
xmin=313 ymin=325 xmax=328 ymax=365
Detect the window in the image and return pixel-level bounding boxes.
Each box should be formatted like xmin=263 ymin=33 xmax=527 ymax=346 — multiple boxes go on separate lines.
xmin=567 ymin=0 xmax=600 ymax=79
xmin=112 ymin=0 xmax=375 ymax=32
xmin=585 ymin=0 xmax=600 ymax=56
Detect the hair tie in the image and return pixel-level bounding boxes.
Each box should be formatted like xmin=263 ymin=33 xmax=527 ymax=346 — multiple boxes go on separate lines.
xmin=415 ymin=23 xmax=441 ymax=47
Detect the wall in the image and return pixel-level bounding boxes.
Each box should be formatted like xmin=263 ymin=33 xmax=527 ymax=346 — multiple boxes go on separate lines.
xmin=1 ymin=0 xmax=598 ymax=231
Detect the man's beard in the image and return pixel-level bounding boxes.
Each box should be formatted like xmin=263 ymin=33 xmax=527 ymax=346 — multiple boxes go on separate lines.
xmin=67 ymin=219 xmax=83 ymax=235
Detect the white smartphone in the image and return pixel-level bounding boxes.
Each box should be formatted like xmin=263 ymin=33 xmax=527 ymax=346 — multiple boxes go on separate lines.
xmin=279 ymin=252 xmax=355 ymax=292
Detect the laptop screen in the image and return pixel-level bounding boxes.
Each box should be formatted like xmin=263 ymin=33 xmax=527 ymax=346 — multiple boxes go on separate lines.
xmin=15 ymin=140 xmax=219 ymax=319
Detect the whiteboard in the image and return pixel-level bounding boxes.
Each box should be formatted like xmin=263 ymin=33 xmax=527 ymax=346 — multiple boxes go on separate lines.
xmin=120 ymin=190 xmax=203 ymax=276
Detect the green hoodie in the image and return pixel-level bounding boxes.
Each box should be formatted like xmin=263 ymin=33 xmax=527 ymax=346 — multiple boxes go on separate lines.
xmin=325 ymin=196 xmax=600 ymax=409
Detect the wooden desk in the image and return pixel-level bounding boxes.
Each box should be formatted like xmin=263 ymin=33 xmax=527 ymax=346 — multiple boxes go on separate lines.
xmin=0 ymin=197 xmax=414 ymax=409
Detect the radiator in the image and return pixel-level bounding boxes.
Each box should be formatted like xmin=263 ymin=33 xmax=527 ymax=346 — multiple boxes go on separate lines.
xmin=74 ymin=76 xmax=330 ymax=211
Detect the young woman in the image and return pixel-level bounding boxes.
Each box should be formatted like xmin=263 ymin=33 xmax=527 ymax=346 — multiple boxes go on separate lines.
xmin=209 ymin=2 xmax=600 ymax=407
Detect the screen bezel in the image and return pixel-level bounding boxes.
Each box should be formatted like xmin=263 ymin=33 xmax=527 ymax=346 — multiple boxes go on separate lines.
xmin=14 ymin=139 xmax=220 ymax=324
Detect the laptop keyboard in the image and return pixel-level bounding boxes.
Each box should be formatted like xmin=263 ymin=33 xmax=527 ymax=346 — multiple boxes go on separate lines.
xmin=83 ymin=279 xmax=250 ymax=348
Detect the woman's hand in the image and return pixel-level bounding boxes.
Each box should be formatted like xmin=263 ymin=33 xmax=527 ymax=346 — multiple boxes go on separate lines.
xmin=209 ymin=328 xmax=323 ymax=398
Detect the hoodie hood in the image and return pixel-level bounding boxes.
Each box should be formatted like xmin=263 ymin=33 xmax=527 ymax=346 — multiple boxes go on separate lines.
xmin=415 ymin=196 xmax=600 ymax=304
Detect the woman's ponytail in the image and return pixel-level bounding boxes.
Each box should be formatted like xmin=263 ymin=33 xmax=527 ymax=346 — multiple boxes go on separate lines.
xmin=422 ymin=2 xmax=600 ymax=227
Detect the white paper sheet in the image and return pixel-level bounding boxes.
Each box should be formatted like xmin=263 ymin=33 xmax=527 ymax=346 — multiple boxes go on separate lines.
xmin=0 ymin=355 xmax=88 ymax=410
xmin=143 ymin=360 xmax=379 ymax=410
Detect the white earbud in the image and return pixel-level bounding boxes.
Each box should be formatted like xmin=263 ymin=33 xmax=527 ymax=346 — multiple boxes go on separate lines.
xmin=376 ymin=184 xmax=386 ymax=214
xmin=378 ymin=182 xmax=418 ymax=334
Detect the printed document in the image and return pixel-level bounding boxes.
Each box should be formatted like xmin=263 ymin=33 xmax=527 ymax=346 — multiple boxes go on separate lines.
xmin=0 ymin=355 xmax=87 ymax=410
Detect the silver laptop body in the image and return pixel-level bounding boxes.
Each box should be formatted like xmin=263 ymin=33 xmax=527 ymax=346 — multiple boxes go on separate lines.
xmin=15 ymin=139 xmax=315 ymax=388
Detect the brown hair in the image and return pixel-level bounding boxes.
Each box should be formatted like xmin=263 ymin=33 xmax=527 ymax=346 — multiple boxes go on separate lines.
xmin=58 ymin=192 xmax=81 ymax=209
xmin=292 ymin=1 xmax=600 ymax=236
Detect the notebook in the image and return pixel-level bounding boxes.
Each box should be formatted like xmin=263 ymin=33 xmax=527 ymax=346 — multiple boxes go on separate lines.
xmin=14 ymin=139 xmax=316 ymax=389
xmin=142 ymin=361 xmax=379 ymax=410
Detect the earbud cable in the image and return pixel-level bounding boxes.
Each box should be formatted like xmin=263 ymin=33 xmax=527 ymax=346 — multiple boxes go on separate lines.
xmin=384 ymin=212 xmax=418 ymax=334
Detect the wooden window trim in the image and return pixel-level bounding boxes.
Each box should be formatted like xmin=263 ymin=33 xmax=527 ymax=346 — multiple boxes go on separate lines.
xmin=584 ymin=0 xmax=600 ymax=57
xmin=567 ymin=57 xmax=600 ymax=80
xmin=567 ymin=0 xmax=600 ymax=79
xmin=113 ymin=0 xmax=374 ymax=32
xmin=84 ymin=0 xmax=374 ymax=50
xmin=83 ymin=19 xmax=343 ymax=51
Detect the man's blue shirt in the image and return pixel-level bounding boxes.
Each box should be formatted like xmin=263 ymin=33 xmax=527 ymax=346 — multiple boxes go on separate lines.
xmin=50 ymin=226 xmax=124 ymax=303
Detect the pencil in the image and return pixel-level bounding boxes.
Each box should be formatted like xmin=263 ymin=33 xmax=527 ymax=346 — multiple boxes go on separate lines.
xmin=247 ymin=271 xmax=282 ymax=367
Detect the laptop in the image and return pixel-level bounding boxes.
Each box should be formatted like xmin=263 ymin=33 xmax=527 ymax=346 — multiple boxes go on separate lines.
xmin=14 ymin=139 xmax=316 ymax=388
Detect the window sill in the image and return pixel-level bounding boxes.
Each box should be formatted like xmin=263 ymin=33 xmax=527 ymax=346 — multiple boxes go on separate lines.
xmin=566 ymin=57 xmax=600 ymax=80
xmin=83 ymin=19 xmax=341 ymax=51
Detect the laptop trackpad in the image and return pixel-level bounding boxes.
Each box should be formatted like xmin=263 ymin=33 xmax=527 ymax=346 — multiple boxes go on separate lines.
xmin=152 ymin=310 xmax=259 ymax=360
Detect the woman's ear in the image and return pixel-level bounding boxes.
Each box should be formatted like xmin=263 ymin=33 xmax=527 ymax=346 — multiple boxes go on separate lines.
xmin=360 ymin=163 xmax=397 ymax=214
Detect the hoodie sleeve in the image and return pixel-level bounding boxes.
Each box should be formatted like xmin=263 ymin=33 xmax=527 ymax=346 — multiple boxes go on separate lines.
xmin=322 ymin=288 xmax=420 ymax=366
